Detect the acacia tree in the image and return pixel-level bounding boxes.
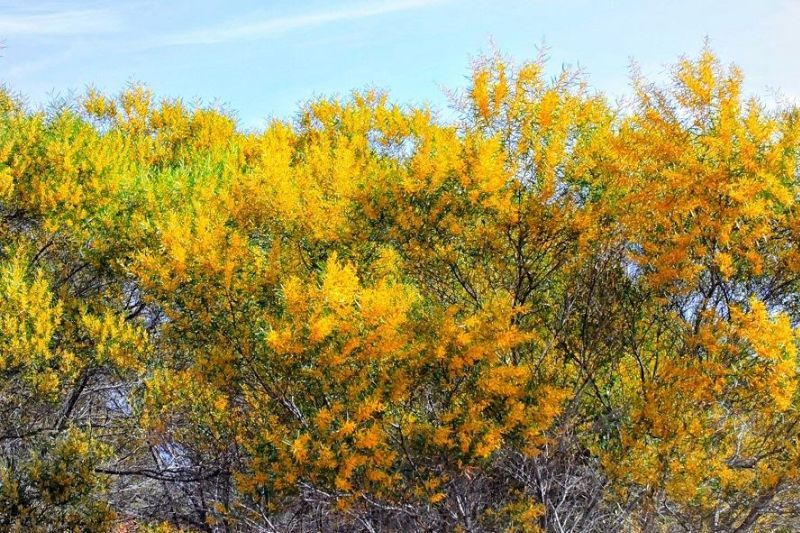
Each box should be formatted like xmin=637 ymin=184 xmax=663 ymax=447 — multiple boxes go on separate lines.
xmin=0 ymin=50 xmax=798 ymax=531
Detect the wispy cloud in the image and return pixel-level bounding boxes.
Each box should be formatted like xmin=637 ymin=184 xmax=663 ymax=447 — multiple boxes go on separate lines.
xmin=155 ymin=0 xmax=450 ymax=47
xmin=0 ymin=8 xmax=121 ymax=35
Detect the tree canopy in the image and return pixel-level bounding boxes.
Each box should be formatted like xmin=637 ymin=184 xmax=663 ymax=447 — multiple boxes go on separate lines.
xmin=1 ymin=49 xmax=800 ymax=531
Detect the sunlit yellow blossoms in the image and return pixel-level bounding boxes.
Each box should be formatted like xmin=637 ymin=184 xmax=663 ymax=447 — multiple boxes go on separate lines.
xmin=0 ymin=48 xmax=799 ymax=531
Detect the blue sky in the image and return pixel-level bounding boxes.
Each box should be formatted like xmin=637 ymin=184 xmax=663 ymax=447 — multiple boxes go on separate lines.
xmin=1 ymin=0 xmax=798 ymax=129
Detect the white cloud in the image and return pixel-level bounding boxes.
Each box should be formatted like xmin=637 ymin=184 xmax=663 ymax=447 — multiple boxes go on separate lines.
xmin=156 ymin=0 xmax=450 ymax=47
xmin=0 ymin=8 xmax=121 ymax=35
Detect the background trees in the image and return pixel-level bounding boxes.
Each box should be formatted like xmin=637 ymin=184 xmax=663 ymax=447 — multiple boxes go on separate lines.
xmin=0 ymin=49 xmax=799 ymax=531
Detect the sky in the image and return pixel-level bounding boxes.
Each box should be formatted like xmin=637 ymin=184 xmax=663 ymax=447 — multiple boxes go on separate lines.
xmin=1 ymin=0 xmax=798 ymax=129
